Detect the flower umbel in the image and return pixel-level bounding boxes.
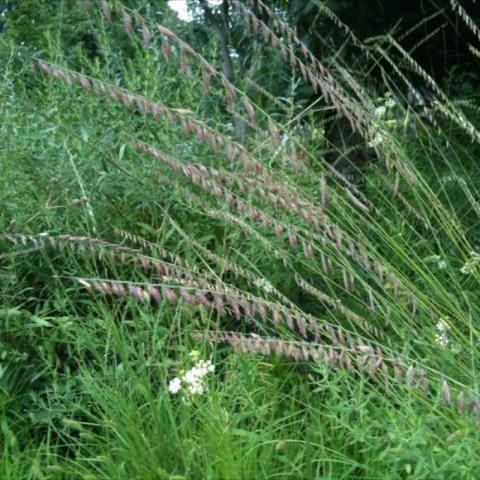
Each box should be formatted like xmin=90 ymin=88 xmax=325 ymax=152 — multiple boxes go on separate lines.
xmin=168 ymin=377 xmax=182 ymax=394
xmin=435 ymin=319 xmax=450 ymax=348
xmin=168 ymin=354 xmax=215 ymax=397
xmin=460 ymin=251 xmax=480 ymax=274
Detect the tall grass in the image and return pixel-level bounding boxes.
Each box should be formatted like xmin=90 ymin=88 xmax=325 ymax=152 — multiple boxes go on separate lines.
xmin=1 ymin=0 xmax=480 ymax=477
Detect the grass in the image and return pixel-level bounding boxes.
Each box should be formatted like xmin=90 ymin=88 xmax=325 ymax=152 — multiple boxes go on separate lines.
xmin=1 ymin=0 xmax=480 ymax=478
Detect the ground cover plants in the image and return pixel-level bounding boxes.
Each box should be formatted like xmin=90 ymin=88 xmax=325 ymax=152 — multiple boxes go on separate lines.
xmin=1 ymin=0 xmax=480 ymax=478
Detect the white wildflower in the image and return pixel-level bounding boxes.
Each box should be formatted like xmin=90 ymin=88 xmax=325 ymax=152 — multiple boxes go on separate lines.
xmin=436 ymin=320 xmax=449 ymax=333
xmin=168 ymin=377 xmax=182 ymax=394
xmin=186 ymin=381 xmax=204 ymax=395
xmin=435 ymin=333 xmax=449 ymax=348
xmin=254 ymin=278 xmax=274 ymax=294
xmin=368 ymin=131 xmax=385 ymax=148
xmin=438 ymin=259 xmax=448 ymax=269
xmin=461 ymin=251 xmax=480 ymax=274
xmin=385 ymin=98 xmax=396 ymax=109
xmin=374 ymin=106 xmax=386 ymax=118
xmin=435 ymin=319 xmax=450 ymax=348
xmin=168 ymin=355 xmax=215 ymax=397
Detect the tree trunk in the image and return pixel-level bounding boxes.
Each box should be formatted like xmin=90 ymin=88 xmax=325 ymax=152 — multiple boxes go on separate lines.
xmin=199 ymin=0 xmax=248 ymax=140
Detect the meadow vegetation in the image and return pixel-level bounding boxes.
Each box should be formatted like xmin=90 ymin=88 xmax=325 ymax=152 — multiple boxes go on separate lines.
xmin=1 ymin=0 xmax=480 ymax=478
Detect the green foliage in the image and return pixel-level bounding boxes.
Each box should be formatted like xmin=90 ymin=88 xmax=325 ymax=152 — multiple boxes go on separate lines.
xmin=2 ymin=0 xmax=480 ymax=478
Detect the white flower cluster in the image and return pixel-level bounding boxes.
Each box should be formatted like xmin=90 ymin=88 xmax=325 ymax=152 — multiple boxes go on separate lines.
xmin=384 ymin=98 xmax=396 ymax=109
xmin=368 ymin=93 xmax=397 ymax=148
xmin=424 ymin=254 xmax=448 ymax=270
xmin=374 ymin=106 xmax=387 ymax=118
xmin=168 ymin=353 xmax=215 ymax=396
xmin=460 ymin=251 xmax=480 ymax=274
xmin=438 ymin=259 xmax=448 ymax=270
xmin=367 ymin=131 xmax=386 ymax=148
xmin=254 ymin=277 xmax=274 ymax=294
xmin=435 ymin=320 xmax=449 ymax=348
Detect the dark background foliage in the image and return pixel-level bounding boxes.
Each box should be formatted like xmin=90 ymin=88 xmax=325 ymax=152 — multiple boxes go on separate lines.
xmin=3 ymin=0 xmax=480 ymax=96
xmin=276 ymin=0 xmax=480 ymax=91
